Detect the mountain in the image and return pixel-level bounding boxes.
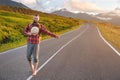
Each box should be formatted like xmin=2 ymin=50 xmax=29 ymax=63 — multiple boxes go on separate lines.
xmin=0 ymin=0 xmax=29 ymax=8
xmin=96 ymin=8 xmax=120 ymax=25
xmin=52 ymin=8 xmax=101 ymax=21
xmin=52 ymin=8 xmax=120 ymax=25
xmin=97 ymin=8 xmax=120 ymax=17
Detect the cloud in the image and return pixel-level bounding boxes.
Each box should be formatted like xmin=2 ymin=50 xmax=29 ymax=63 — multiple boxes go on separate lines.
xmin=96 ymin=16 xmax=112 ymax=21
xmin=34 ymin=0 xmax=62 ymax=12
xmin=12 ymin=0 xmax=36 ymax=4
xmin=45 ymin=1 xmax=50 ymax=5
xmin=12 ymin=0 xmax=44 ymax=11
xmin=12 ymin=0 xmax=118 ymax=13
xmin=118 ymin=0 xmax=120 ymax=2
xmin=63 ymin=0 xmax=105 ymax=13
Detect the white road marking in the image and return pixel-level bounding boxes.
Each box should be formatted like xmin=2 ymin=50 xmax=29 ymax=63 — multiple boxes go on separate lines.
xmin=0 ymin=46 xmax=26 ymax=55
xmin=26 ymin=26 xmax=88 ymax=80
xmin=97 ymin=27 xmax=120 ymax=56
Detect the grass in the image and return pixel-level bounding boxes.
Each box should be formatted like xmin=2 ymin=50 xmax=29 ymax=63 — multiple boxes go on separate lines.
xmin=0 ymin=10 xmax=84 ymax=52
xmin=95 ymin=22 xmax=120 ymax=51
xmin=0 ymin=25 xmax=82 ymax=52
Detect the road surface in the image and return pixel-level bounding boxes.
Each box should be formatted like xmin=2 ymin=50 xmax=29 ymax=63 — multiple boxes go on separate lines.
xmin=0 ymin=23 xmax=120 ymax=80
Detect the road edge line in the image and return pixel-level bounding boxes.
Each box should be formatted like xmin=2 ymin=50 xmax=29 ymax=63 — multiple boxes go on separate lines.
xmin=96 ymin=27 xmax=120 ymax=56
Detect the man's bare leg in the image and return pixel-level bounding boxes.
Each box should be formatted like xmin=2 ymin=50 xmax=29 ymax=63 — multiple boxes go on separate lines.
xmin=29 ymin=61 xmax=34 ymax=73
xmin=33 ymin=62 xmax=38 ymax=76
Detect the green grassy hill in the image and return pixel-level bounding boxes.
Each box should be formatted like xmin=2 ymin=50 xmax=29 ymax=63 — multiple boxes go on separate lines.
xmin=0 ymin=5 xmax=84 ymax=52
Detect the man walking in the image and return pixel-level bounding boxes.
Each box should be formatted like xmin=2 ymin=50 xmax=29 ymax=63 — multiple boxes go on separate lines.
xmin=24 ymin=14 xmax=58 ymax=76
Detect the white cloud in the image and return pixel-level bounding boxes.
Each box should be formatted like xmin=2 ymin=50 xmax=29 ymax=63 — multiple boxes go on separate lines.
xmin=45 ymin=1 xmax=50 ymax=5
xmin=63 ymin=0 xmax=106 ymax=13
xmin=12 ymin=0 xmax=120 ymax=13
xmin=96 ymin=16 xmax=112 ymax=21
xmin=118 ymin=0 xmax=120 ymax=2
xmin=12 ymin=0 xmax=36 ymax=4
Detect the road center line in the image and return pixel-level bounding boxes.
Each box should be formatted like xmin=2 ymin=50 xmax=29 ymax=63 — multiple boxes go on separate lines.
xmin=26 ymin=26 xmax=88 ymax=80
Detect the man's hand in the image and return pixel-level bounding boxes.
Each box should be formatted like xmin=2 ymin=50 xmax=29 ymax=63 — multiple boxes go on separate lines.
xmin=32 ymin=33 xmax=38 ymax=36
xmin=55 ymin=35 xmax=59 ymax=39
xmin=27 ymin=32 xmax=38 ymax=36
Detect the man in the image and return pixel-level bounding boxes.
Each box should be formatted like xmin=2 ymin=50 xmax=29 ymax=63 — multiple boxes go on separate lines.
xmin=24 ymin=14 xmax=58 ymax=76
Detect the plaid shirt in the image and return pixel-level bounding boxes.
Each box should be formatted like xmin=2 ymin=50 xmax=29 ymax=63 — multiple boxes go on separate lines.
xmin=24 ymin=23 xmax=57 ymax=44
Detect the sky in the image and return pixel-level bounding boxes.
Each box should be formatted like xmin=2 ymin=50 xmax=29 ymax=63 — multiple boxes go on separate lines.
xmin=12 ymin=0 xmax=120 ymax=13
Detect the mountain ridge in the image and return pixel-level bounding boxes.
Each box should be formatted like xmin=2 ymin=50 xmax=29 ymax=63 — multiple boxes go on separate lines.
xmin=52 ymin=8 xmax=120 ymax=25
xmin=52 ymin=8 xmax=102 ymax=21
xmin=0 ymin=0 xmax=29 ymax=8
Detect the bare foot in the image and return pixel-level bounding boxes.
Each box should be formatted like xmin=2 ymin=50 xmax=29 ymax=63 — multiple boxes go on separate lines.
xmin=32 ymin=70 xmax=37 ymax=76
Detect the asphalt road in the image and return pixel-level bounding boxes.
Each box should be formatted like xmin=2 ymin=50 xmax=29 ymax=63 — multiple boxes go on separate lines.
xmin=0 ymin=23 xmax=120 ymax=80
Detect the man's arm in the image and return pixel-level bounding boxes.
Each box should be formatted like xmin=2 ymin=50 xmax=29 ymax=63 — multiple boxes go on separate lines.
xmin=24 ymin=24 xmax=32 ymax=36
xmin=40 ymin=24 xmax=58 ymax=38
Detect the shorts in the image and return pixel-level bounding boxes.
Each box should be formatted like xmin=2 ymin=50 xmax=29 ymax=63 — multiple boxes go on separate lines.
xmin=27 ymin=42 xmax=40 ymax=63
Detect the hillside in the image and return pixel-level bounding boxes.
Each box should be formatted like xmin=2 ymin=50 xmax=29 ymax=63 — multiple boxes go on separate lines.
xmin=0 ymin=6 xmax=83 ymax=52
xmin=0 ymin=0 xmax=29 ymax=8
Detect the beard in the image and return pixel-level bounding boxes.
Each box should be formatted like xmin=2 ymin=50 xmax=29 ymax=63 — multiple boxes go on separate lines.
xmin=33 ymin=20 xmax=38 ymax=23
xmin=32 ymin=20 xmax=39 ymax=27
